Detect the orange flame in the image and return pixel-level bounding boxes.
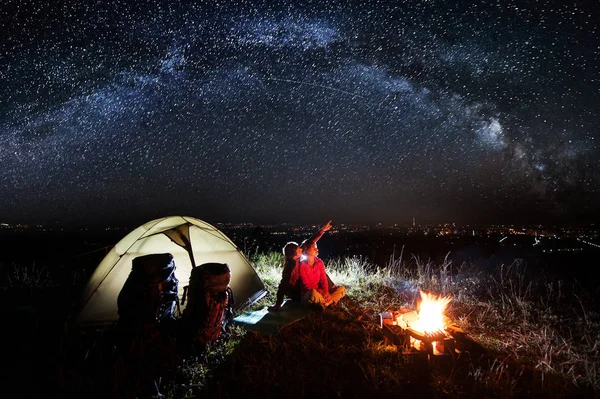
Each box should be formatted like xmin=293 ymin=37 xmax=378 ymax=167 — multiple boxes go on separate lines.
xmin=411 ymin=290 xmax=451 ymax=334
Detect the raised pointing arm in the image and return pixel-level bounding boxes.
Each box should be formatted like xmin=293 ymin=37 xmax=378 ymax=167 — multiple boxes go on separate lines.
xmin=306 ymin=220 xmax=332 ymax=245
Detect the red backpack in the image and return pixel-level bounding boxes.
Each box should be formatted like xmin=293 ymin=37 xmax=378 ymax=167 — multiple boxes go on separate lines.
xmin=181 ymin=263 xmax=234 ymax=345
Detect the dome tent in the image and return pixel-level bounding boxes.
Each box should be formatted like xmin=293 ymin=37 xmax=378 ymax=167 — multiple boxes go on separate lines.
xmin=75 ymin=216 xmax=267 ymax=327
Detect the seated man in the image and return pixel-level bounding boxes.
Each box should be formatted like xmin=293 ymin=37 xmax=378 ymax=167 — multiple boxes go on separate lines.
xmin=268 ymin=221 xmax=332 ymax=312
xmin=298 ymin=240 xmax=346 ymax=310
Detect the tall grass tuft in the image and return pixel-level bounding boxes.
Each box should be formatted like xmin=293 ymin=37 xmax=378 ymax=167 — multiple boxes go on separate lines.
xmin=1 ymin=261 xmax=54 ymax=289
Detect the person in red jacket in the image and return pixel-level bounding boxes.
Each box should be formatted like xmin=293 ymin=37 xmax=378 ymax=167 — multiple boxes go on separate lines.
xmin=268 ymin=221 xmax=333 ymax=312
xmin=298 ymin=239 xmax=346 ymax=310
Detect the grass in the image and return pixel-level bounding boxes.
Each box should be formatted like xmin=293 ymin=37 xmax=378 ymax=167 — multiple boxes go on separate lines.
xmin=4 ymin=251 xmax=600 ymax=398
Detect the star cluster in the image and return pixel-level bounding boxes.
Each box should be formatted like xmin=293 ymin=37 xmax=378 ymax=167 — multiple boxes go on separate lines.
xmin=1 ymin=0 xmax=599 ymax=226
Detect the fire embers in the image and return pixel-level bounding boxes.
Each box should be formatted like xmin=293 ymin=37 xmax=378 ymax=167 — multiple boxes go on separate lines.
xmin=379 ymin=291 xmax=474 ymax=357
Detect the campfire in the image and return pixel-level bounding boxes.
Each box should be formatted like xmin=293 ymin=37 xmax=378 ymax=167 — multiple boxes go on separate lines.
xmin=380 ymin=290 xmax=471 ymax=357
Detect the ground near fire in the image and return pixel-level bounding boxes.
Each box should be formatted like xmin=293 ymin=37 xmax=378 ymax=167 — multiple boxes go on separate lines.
xmin=2 ymin=230 xmax=599 ymax=398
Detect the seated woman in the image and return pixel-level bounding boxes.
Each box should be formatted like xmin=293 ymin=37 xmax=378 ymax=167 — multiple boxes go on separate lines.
xmin=268 ymin=220 xmax=332 ymax=312
xmin=298 ymin=239 xmax=346 ymax=310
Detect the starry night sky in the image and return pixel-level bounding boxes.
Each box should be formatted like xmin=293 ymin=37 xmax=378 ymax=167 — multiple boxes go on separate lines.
xmin=2 ymin=0 xmax=599 ymax=227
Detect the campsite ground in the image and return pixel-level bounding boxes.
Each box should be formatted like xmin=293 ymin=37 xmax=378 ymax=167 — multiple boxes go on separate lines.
xmin=1 ymin=229 xmax=599 ymax=398
xmin=5 ymin=279 xmax=597 ymax=399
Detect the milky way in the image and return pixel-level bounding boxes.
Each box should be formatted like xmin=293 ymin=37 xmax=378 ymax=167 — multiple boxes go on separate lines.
xmin=1 ymin=0 xmax=599 ymax=226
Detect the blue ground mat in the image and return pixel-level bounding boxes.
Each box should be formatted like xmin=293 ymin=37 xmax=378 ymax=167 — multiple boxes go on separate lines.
xmin=233 ymin=300 xmax=312 ymax=335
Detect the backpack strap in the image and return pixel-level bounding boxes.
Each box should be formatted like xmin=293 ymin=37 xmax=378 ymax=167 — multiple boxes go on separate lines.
xmin=223 ymin=286 xmax=236 ymax=328
xmin=227 ymin=286 xmax=235 ymax=307
xmin=181 ymin=285 xmax=189 ymax=306
xmin=175 ymin=293 xmax=182 ymax=317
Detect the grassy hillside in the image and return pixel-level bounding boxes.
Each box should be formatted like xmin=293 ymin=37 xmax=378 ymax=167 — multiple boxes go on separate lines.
xmin=3 ymin=251 xmax=599 ymax=398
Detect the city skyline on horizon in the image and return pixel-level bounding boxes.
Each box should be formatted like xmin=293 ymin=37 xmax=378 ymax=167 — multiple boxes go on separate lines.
xmin=2 ymin=216 xmax=598 ymax=231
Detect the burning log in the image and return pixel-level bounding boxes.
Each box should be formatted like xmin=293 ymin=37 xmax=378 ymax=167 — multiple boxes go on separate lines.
xmin=379 ymin=291 xmax=480 ymax=358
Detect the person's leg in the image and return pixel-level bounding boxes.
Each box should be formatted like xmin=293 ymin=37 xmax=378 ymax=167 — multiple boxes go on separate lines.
xmin=329 ymin=285 xmax=346 ymax=304
xmin=302 ymin=289 xmax=326 ymax=307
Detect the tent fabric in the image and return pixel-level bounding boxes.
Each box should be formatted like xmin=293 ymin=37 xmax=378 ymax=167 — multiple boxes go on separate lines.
xmin=75 ymin=216 xmax=267 ymax=327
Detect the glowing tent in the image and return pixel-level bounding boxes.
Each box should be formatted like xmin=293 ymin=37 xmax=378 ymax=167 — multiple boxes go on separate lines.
xmin=75 ymin=216 xmax=267 ymax=326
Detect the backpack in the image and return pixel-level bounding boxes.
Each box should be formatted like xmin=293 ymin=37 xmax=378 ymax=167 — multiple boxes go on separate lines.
xmin=181 ymin=262 xmax=235 ymax=345
xmin=117 ymin=253 xmax=179 ymax=326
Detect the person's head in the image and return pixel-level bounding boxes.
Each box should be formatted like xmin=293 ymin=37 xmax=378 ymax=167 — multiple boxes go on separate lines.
xmin=301 ymin=240 xmax=319 ymax=258
xmin=283 ymin=241 xmax=302 ymax=259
